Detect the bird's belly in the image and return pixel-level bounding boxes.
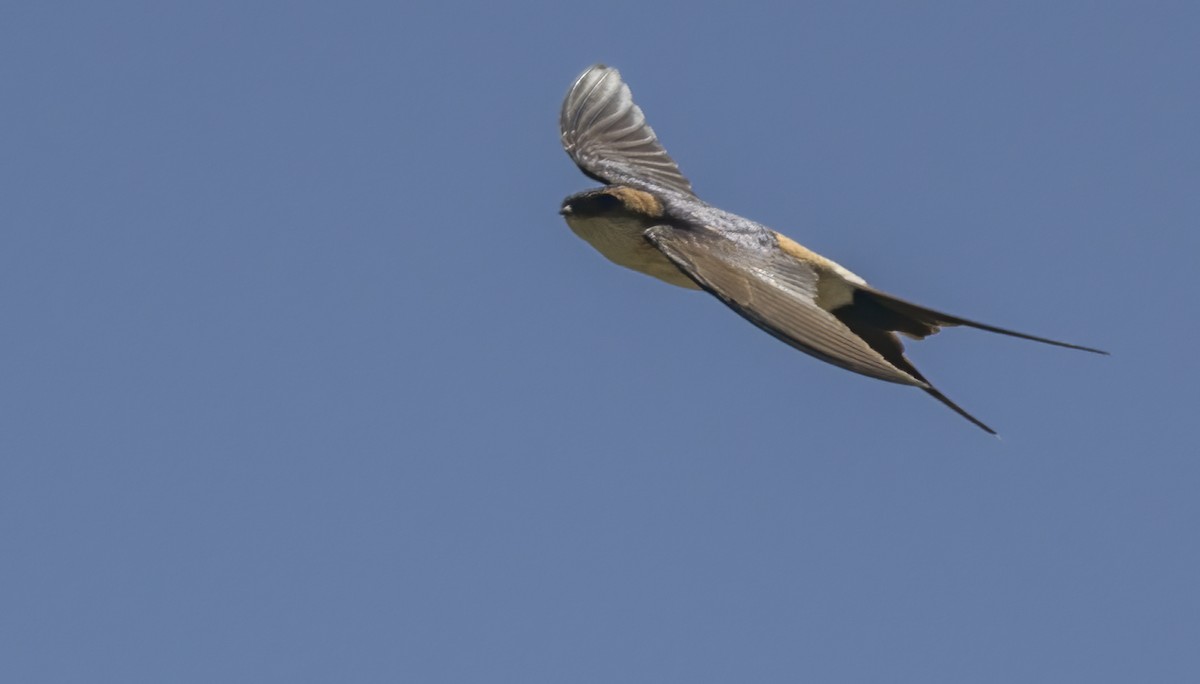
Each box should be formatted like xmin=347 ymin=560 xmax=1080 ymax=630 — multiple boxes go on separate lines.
xmin=566 ymin=215 xmax=700 ymax=289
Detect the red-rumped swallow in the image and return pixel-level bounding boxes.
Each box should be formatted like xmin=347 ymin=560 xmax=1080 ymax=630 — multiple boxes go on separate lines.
xmin=559 ymin=64 xmax=1106 ymax=434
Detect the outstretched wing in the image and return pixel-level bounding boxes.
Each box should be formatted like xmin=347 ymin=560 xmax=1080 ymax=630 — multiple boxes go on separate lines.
xmin=560 ymin=64 xmax=695 ymax=196
xmin=648 ymin=225 xmax=1003 ymax=433
xmin=644 ymin=224 xmax=924 ymax=387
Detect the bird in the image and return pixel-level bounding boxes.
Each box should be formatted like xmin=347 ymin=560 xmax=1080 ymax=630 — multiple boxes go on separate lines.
xmin=558 ymin=64 xmax=1106 ymax=434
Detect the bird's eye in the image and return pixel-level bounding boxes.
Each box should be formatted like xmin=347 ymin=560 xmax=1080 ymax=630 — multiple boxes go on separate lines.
xmin=588 ymin=193 xmax=622 ymax=212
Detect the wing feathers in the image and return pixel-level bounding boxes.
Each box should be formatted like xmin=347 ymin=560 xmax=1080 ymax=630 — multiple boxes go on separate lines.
xmin=649 ymin=225 xmax=1000 ymax=432
xmin=644 ymin=225 xmax=925 ymax=387
xmin=560 ymin=65 xmax=696 ymax=196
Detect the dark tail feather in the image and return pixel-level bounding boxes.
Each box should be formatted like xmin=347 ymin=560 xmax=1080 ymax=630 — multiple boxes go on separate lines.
xmin=831 ymin=299 xmax=1000 ymax=434
xmin=862 ymin=288 xmax=1109 ymax=355
xmin=924 ymin=385 xmax=997 ymax=435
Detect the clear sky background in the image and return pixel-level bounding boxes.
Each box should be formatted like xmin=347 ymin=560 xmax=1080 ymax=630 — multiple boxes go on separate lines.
xmin=3 ymin=2 xmax=1197 ymax=682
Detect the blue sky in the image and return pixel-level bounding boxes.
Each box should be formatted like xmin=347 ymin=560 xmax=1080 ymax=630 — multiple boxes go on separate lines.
xmin=2 ymin=2 xmax=1198 ymax=682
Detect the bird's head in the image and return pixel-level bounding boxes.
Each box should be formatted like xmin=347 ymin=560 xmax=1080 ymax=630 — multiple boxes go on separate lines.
xmin=559 ymin=185 xmax=664 ymax=223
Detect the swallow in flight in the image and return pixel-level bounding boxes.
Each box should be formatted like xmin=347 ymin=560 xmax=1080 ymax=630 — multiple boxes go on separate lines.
xmin=558 ymin=64 xmax=1106 ymax=434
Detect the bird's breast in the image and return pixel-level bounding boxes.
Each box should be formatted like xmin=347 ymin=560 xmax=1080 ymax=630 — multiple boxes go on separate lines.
xmin=565 ymin=214 xmax=700 ymax=289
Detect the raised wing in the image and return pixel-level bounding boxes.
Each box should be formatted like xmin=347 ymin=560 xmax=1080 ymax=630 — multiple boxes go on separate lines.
xmin=560 ymin=64 xmax=695 ymax=196
xmin=644 ymin=224 xmax=925 ymax=387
